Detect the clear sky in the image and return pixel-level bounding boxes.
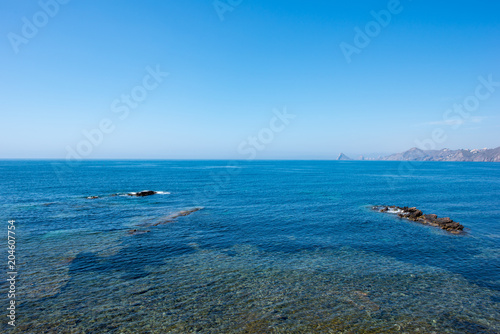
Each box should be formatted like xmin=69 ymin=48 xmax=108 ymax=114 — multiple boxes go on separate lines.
xmin=1 ymin=0 xmax=499 ymax=159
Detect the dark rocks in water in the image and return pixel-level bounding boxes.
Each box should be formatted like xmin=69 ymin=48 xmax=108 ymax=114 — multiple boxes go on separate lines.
xmin=372 ymin=205 xmax=465 ymax=233
xmin=129 ymin=190 xmax=157 ymax=197
xmin=401 ymin=207 xmax=423 ymax=220
xmin=88 ymin=190 xmax=167 ymax=199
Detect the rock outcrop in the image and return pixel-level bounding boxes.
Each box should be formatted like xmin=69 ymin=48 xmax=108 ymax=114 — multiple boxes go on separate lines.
xmin=337 ymin=153 xmax=352 ymax=161
xmin=373 ymin=205 xmax=465 ymax=233
xmin=86 ymin=190 xmax=167 ymax=199
xmin=128 ymin=190 xmax=157 ymax=197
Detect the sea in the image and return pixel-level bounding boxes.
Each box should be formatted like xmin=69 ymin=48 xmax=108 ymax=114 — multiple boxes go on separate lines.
xmin=1 ymin=160 xmax=499 ymax=333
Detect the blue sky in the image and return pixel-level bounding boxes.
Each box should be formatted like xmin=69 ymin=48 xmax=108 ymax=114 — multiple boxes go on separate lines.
xmin=1 ymin=0 xmax=499 ymax=159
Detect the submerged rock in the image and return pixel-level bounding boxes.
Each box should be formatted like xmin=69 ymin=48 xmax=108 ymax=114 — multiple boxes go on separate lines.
xmin=373 ymin=205 xmax=465 ymax=233
xmin=128 ymin=229 xmax=151 ymax=235
xmin=174 ymin=207 xmax=203 ymax=217
xmin=86 ymin=196 xmax=99 ymax=199
xmin=152 ymin=207 xmax=203 ymax=227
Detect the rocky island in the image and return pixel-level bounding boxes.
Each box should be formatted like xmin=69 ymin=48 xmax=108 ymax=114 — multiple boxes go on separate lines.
xmin=372 ymin=205 xmax=465 ymax=233
xmin=337 ymin=153 xmax=352 ymax=161
xmin=127 ymin=190 xmax=158 ymax=197
xmin=86 ymin=190 xmax=169 ymax=199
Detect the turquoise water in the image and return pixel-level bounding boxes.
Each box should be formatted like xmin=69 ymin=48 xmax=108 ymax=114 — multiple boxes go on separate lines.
xmin=1 ymin=160 xmax=499 ymax=333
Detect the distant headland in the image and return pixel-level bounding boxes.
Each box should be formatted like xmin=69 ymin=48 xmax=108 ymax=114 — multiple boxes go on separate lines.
xmin=337 ymin=146 xmax=500 ymax=162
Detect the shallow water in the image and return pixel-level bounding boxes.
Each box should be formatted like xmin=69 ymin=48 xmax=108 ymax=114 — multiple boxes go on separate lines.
xmin=1 ymin=160 xmax=499 ymax=333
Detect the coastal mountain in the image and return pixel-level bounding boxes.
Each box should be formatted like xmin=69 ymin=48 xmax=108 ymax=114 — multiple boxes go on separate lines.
xmin=380 ymin=147 xmax=500 ymax=162
xmin=337 ymin=153 xmax=352 ymax=161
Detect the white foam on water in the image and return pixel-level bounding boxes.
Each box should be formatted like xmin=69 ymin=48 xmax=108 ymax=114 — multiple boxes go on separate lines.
xmin=387 ymin=207 xmax=404 ymax=214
